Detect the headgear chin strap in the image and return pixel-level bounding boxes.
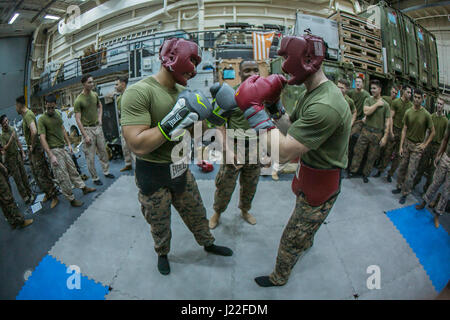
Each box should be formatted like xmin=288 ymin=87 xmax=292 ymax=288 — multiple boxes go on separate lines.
xmin=159 ymin=38 xmax=202 ymax=86
xmin=277 ymin=35 xmax=325 ymax=85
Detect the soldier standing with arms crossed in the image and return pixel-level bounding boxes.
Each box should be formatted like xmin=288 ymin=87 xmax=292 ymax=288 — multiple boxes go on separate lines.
xmin=209 ymin=59 xmax=263 ymax=229
xmin=74 ymin=74 xmax=114 ymax=186
xmin=235 ymin=34 xmax=351 ymax=287
xmin=0 ymin=115 xmax=35 ymax=205
xmin=392 ymin=88 xmax=435 ymax=204
xmin=413 ymin=97 xmax=448 ymax=193
xmin=39 ymin=94 xmax=96 ymax=207
xmin=348 ymin=80 xmax=390 ymax=183
xmin=15 ymin=96 xmax=59 ymax=209
xmin=121 ymin=38 xmax=233 ymax=276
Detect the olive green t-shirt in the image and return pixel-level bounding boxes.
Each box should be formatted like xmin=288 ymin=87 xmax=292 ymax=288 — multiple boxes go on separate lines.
xmin=22 ymin=109 xmax=40 ymax=147
xmin=391 ymin=98 xmax=413 ymax=129
xmin=348 ymin=89 xmax=370 ymax=120
xmin=403 ymin=107 xmax=433 ymax=143
xmin=74 ymin=91 xmax=100 ymax=127
xmin=0 ymin=125 xmax=18 ymax=157
xmin=344 ymin=95 xmax=356 ymax=114
xmin=382 ymin=95 xmax=393 ymax=107
xmin=37 ymin=110 xmax=65 ymax=149
xmin=225 ymin=84 xmax=257 ymax=140
xmin=363 ymin=97 xmax=390 ymax=131
xmin=431 ymin=113 xmax=448 ymax=144
xmin=288 ymin=81 xmax=352 ymax=169
xmin=120 ymin=76 xmax=185 ymax=163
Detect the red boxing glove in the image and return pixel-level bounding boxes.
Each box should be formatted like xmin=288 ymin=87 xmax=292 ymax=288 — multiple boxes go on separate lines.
xmin=234 ymin=75 xmax=286 ymax=131
xmin=235 ymin=74 xmax=287 ymax=111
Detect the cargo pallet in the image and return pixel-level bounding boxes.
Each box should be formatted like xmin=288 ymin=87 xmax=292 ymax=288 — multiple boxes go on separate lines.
xmin=340 ymin=42 xmax=382 ymax=63
xmin=329 ymin=11 xmax=381 ymax=38
xmin=341 ymin=27 xmax=382 ymax=50
xmin=342 ymin=55 xmax=383 ymax=73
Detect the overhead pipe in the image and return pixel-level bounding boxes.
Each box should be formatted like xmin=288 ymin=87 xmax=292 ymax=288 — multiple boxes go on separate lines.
xmin=31 ymin=0 xmax=58 ymax=23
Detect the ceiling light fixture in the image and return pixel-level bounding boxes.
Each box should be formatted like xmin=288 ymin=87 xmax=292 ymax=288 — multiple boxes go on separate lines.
xmin=44 ymin=14 xmax=60 ymax=20
xmin=8 ymin=13 xmax=20 ymax=24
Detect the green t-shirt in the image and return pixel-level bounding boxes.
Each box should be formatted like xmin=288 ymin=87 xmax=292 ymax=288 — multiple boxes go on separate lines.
xmin=431 ymin=113 xmax=448 ymax=144
xmin=74 ymin=91 xmax=100 ymax=127
xmin=445 ymin=121 xmax=450 ymax=157
xmin=363 ymin=97 xmax=390 ymax=131
xmin=288 ymin=81 xmax=352 ymax=169
xmin=344 ymin=95 xmax=356 ymax=114
xmin=0 ymin=125 xmax=18 ymax=157
xmin=22 ymin=109 xmax=40 ymax=147
xmin=120 ymin=76 xmax=185 ymax=163
xmin=37 ymin=110 xmax=65 ymax=149
xmin=225 ymin=84 xmax=257 ymax=140
xmin=403 ymin=107 xmax=433 ymax=143
xmin=348 ymin=89 xmax=370 ymax=120
xmin=391 ymin=97 xmax=413 ymax=129
xmin=382 ymin=95 xmax=393 ymax=107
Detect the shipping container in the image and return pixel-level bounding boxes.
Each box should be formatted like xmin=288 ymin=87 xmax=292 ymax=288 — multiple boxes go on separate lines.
xmin=414 ymin=25 xmax=430 ymax=87
xmin=425 ymin=31 xmax=439 ymax=90
xmin=398 ymin=14 xmax=419 ymax=81
xmin=360 ymin=2 xmax=405 ymax=76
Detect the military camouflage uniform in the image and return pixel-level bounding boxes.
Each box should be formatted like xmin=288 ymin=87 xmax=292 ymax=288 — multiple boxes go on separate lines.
xmin=423 ymin=153 xmax=449 ymax=215
xmin=378 ymin=126 xmax=402 ymax=176
xmin=213 ymin=143 xmax=260 ymax=215
xmin=138 ymin=169 xmax=215 ymax=255
xmin=413 ymin=142 xmax=441 ymax=191
xmin=5 ymin=152 xmax=33 ymax=203
xmin=270 ymin=192 xmax=339 ymax=285
xmin=396 ymin=139 xmax=425 ymax=196
xmin=350 ymin=127 xmax=383 ymax=177
xmin=0 ymin=166 xmax=25 ymax=228
xmin=50 ymin=148 xmax=86 ymax=201
xmin=83 ymin=125 xmax=111 ymax=181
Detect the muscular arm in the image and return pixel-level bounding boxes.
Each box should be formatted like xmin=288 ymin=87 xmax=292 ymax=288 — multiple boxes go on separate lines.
xmin=75 ymin=113 xmax=88 ymax=140
xmin=389 ymin=110 xmax=395 ymax=136
xmin=351 ymin=109 xmax=357 ymax=127
xmin=39 ymin=134 xmax=55 ymax=159
xmin=29 ymin=121 xmax=38 ymax=148
xmin=423 ymin=125 xmax=435 ymax=148
xmin=399 ymin=125 xmax=407 ymax=155
xmin=98 ymin=100 xmax=103 ymax=125
xmin=364 ymin=100 xmax=383 ymax=117
xmin=260 ymin=129 xmax=310 ymax=164
xmin=274 ymin=113 xmax=292 ymax=136
xmin=62 ymin=125 xmax=72 ymax=148
xmin=122 ymin=125 xmax=166 ymax=156
xmin=436 ymin=129 xmax=449 ymax=159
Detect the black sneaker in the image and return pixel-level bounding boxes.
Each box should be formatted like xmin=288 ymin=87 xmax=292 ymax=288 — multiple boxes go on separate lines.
xmin=363 ymin=176 xmax=369 ymax=183
xmin=392 ymin=188 xmax=401 ymax=194
xmin=157 ymin=255 xmax=170 ymax=275
xmin=399 ymin=195 xmax=407 ymax=204
xmin=105 ymin=173 xmax=115 ymax=179
xmin=93 ymin=179 xmax=103 ymax=186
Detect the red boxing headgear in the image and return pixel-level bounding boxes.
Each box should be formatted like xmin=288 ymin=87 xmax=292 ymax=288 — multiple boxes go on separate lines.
xmin=159 ymin=38 xmax=202 ymax=86
xmin=277 ymin=35 xmax=325 ymax=85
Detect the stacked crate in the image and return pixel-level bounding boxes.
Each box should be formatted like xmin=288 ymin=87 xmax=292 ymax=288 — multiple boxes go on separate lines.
xmin=330 ymin=11 xmax=383 ymax=73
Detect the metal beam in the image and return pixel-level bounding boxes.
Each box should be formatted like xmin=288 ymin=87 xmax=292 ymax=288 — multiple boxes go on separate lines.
xmin=30 ymin=0 xmax=58 ymax=23
xmin=3 ymin=0 xmax=25 ymax=24
xmin=402 ymin=1 xmax=450 ymax=13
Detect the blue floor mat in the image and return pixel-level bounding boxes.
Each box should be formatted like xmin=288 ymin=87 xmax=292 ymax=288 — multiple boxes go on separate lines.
xmin=16 ymin=255 xmax=109 ymax=300
xmin=387 ymin=205 xmax=450 ymax=292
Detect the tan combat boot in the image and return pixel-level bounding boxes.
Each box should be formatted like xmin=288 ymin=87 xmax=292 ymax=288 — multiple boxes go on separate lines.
xmin=241 ymin=211 xmax=256 ymax=225
xmin=120 ymin=164 xmax=132 ymax=172
xmin=271 ymin=170 xmax=279 ymax=181
xmin=82 ymin=186 xmax=96 ymax=195
xmin=70 ymin=199 xmax=84 ymax=207
xmin=209 ymin=212 xmax=221 ymax=229
xmin=21 ymin=219 xmax=33 ymax=228
xmin=50 ymin=197 xmax=59 ymax=209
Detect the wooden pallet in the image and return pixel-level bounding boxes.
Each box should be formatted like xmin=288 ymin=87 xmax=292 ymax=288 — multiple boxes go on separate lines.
xmin=330 ymin=11 xmax=381 ymax=37
xmin=340 ymin=42 xmax=382 ymax=62
xmin=341 ymin=27 xmax=382 ymax=50
xmin=342 ymin=55 xmax=383 ymax=73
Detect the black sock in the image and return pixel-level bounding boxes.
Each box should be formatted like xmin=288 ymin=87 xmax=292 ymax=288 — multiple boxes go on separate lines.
xmin=204 ymin=244 xmax=233 ymax=256
xmin=158 ymin=255 xmax=170 ymax=275
xmin=254 ymin=276 xmax=278 ymax=287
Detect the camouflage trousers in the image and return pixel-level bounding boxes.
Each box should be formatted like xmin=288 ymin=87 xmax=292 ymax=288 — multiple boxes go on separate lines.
xmin=396 ymin=139 xmax=425 ymax=196
xmin=350 ymin=120 xmax=364 ymax=137
xmin=213 ymin=162 xmax=261 ymax=214
xmin=350 ymin=127 xmax=383 ymax=177
xmin=269 ymin=192 xmax=339 ymax=285
xmin=378 ymin=126 xmax=402 ymax=176
xmin=50 ymin=148 xmax=85 ymax=201
xmin=138 ymin=169 xmax=215 ymax=256
xmin=83 ymin=126 xmax=110 ymax=181
xmin=423 ymin=152 xmax=449 ymax=215
xmin=5 ymin=152 xmax=33 ymax=202
xmin=0 ymin=170 xmax=24 ymax=228
xmin=413 ymin=142 xmax=441 ymax=191
xmin=30 ymin=144 xmax=57 ymax=199
xmin=120 ymin=133 xmax=133 ymax=166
